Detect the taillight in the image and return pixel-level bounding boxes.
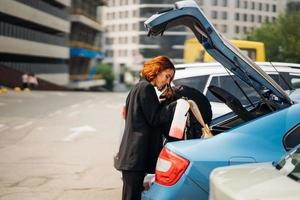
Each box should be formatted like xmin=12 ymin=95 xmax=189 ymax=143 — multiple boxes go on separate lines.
xmin=121 ymin=105 xmax=126 ymax=120
xmin=155 ymin=147 xmax=189 ymax=186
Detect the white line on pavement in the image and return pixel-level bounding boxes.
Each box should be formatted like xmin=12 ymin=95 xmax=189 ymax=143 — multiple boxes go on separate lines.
xmin=36 ymin=127 xmax=45 ymax=131
xmin=48 ymin=110 xmax=62 ymax=117
xmin=70 ymin=104 xmax=80 ymax=108
xmin=106 ymin=104 xmax=121 ymax=109
xmin=63 ymin=126 xmax=96 ymax=142
xmin=14 ymin=121 xmax=33 ymax=130
xmin=67 ymin=111 xmax=81 ymax=117
xmin=87 ymin=104 xmax=96 ymax=108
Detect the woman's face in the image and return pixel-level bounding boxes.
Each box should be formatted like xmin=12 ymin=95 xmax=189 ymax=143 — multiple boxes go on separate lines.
xmin=153 ymin=68 xmax=175 ymax=91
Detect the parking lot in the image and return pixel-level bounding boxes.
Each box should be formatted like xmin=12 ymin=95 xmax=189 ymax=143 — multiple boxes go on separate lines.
xmin=0 ymin=91 xmax=125 ymax=200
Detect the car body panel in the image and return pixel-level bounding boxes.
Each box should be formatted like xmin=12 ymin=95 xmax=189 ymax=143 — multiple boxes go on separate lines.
xmin=209 ymin=144 xmax=300 ymax=200
xmin=210 ymin=163 xmax=300 ymax=200
xmin=142 ymin=102 xmax=300 ymax=200
xmin=140 ymin=1 xmax=300 ymax=199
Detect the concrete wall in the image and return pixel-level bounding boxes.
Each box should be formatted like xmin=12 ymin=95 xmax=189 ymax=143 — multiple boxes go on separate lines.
xmin=0 ymin=36 xmax=69 ymax=59
xmin=0 ymin=0 xmax=70 ymax=33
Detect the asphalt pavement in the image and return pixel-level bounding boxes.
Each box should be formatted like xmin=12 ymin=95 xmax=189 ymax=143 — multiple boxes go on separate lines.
xmin=0 ymin=90 xmax=126 ymax=200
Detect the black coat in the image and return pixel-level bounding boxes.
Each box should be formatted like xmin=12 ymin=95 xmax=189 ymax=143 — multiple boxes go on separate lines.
xmin=114 ymin=78 xmax=175 ymax=173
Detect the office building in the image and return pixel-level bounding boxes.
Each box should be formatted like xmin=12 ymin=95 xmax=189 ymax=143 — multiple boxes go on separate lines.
xmin=0 ymin=0 xmax=70 ymax=85
xmin=102 ymin=0 xmax=287 ymax=83
xmin=69 ymin=0 xmax=107 ymax=89
xmin=286 ymin=0 xmax=300 ymax=12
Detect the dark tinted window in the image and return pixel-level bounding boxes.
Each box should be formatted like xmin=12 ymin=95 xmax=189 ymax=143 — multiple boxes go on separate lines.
xmin=269 ymin=73 xmax=291 ymax=90
xmin=284 ymin=124 xmax=300 ymax=150
xmin=173 ymin=75 xmax=209 ymax=92
xmin=289 ymin=74 xmax=300 ymax=89
xmin=206 ymin=75 xmax=260 ymax=104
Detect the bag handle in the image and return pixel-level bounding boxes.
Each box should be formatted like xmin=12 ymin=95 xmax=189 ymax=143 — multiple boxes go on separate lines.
xmin=188 ymin=100 xmax=213 ymax=138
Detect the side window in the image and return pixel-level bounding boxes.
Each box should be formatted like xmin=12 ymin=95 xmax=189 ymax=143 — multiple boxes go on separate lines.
xmin=206 ymin=75 xmax=260 ymax=104
xmin=284 ymin=124 xmax=300 ymax=150
xmin=269 ymin=72 xmax=291 ymax=90
xmin=289 ymin=73 xmax=300 ymax=89
xmin=173 ymin=75 xmax=209 ymax=93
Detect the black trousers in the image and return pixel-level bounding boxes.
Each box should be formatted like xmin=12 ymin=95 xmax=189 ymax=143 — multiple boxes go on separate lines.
xmin=122 ymin=171 xmax=145 ymax=200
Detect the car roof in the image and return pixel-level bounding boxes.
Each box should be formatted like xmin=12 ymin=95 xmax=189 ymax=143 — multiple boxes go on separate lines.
xmin=174 ymin=62 xmax=300 ymax=80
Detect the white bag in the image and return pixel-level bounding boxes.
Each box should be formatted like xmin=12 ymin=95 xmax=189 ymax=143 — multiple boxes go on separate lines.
xmin=169 ymin=99 xmax=190 ymax=139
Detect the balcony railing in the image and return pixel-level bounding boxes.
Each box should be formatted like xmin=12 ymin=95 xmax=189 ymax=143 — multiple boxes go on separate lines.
xmin=0 ymin=22 xmax=68 ymax=46
xmin=15 ymin=0 xmax=69 ymax=20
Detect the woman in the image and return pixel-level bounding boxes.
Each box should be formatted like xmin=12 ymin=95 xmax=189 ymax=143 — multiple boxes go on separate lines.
xmin=114 ymin=56 xmax=176 ymax=200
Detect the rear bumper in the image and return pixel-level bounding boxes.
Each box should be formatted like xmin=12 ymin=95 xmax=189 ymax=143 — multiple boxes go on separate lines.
xmin=142 ymin=173 xmax=208 ymax=200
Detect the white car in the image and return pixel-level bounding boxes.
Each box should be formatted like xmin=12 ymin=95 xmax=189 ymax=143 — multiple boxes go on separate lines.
xmin=209 ymin=144 xmax=300 ymax=200
xmin=173 ymin=62 xmax=300 ymax=118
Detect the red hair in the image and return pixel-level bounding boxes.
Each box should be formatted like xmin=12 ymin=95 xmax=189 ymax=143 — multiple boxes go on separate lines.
xmin=141 ymin=56 xmax=175 ymax=82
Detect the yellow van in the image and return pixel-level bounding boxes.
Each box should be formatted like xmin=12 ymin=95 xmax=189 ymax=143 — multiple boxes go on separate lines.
xmin=184 ymin=38 xmax=266 ymax=63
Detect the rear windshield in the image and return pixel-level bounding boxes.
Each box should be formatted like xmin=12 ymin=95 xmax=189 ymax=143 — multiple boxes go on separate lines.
xmin=173 ymin=75 xmax=209 ymax=92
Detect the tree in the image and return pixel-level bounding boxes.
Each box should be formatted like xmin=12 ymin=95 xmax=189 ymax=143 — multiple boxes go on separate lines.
xmin=96 ymin=64 xmax=114 ymax=91
xmin=246 ymin=12 xmax=300 ymax=63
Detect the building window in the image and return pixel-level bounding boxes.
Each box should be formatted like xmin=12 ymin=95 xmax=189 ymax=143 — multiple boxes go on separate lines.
xmin=222 ymin=0 xmax=227 ymax=7
xmin=266 ymin=3 xmax=269 ymax=11
xmin=243 ymin=26 xmax=247 ymax=34
xmin=243 ymin=13 xmax=247 ymax=21
xmin=211 ymin=11 xmax=218 ymax=19
xmin=251 ymin=2 xmax=255 ymax=10
xmin=236 ymin=0 xmax=240 ymax=8
xmin=222 ymin=11 xmax=227 ymax=20
xmin=259 ymin=3 xmax=262 ymax=11
xmin=212 ymin=0 xmax=218 ymax=6
xmin=258 ymin=15 xmax=262 ymax=23
xmin=272 ymin=4 xmax=277 ymax=12
xmin=235 ymin=13 xmax=240 ymax=21
xmin=244 ymin=1 xmax=248 ymax=9
xmin=251 ymin=14 xmax=255 ymax=22
xmin=235 ymin=26 xmax=240 ymax=33
xmin=265 ymin=16 xmax=269 ymax=23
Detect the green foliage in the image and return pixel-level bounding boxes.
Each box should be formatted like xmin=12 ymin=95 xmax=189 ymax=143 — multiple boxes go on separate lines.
xmin=246 ymin=12 xmax=300 ymax=63
xmin=96 ymin=64 xmax=114 ymax=90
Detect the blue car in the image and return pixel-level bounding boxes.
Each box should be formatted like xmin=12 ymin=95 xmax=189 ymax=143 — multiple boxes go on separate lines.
xmin=142 ymin=1 xmax=300 ymax=199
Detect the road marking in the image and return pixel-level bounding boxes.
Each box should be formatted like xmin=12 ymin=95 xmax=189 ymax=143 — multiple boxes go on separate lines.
xmin=48 ymin=110 xmax=62 ymax=117
xmin=14 ymin=121 xmax=33 ymax=130
xmin=87 ymin=104 xmax=96 ymax=108
xmin=0 ymin=102 xmax=6 ymax=106
xmin=0 ymin=124 xmax=8 ymax=132
xmin=36 ymin=127 xmax=45 ymax=131
xmin=67 ymin=111 xmax=80 ymax=117
xmin=53 ymin=92 xmax=67 ymax=96
xmin=63 ymin=126 xmax=96 ymax=142
xmin=106 ymin=104 xmax=121 ymax=109
xmin=70 ymin=104 xmax=80 ymax=108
